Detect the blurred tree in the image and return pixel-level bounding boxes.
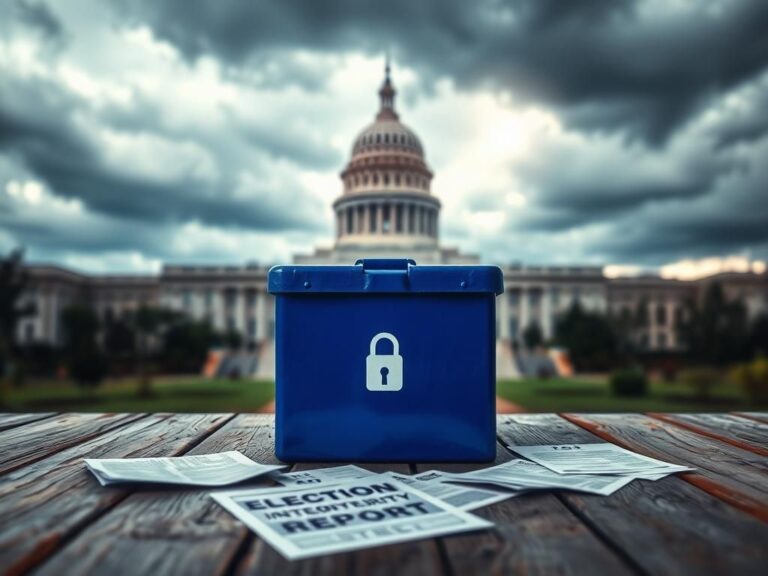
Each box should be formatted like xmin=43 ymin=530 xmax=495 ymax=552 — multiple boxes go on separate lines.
xmin=610 ymin=297 xmax=648 ymax=362
xmin=61 ymin=305 xmax=106 ymax=389
xmin=749 ymin=313 xmax=768 ymax=357
xmin=104 ymin=318 xmax=135 ymax=357
xmin=131 ymin=306 xmax=179 ymax=398
xmin=222 ymin=329 xmax=243 ymax=350
xmin=163 ymin=319 xmax=217 ymax=373
xmin=523 ymin=322 xmax=543 ymax=349
xmin=0 ymin=249 xmax=35 ymax=401
xmin=680 ymin=283 xmax=750 ymax=365
xmin=555 ymin=302 xmax=618 ymax=371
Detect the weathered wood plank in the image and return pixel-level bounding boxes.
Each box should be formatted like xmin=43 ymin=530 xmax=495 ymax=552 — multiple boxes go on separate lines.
xmin=0 ymin=412 xmax=57 ymax=432
xmin=564 ymin=413 xmax=768 ymax=523
xmin=0 ymin=412 xmax=145 ymax=475
xmin=649 ymin=413 xmax=768 ymax=456
xmin=499 ymin=414 xmax=768 ymax=576
xmin=0 ymin=412 xmax=233 ymax=576
xmin=33 ymin=414 xmax=279 ymax=576
xmin=416 ymin=435 xmax=635 ymax=576
xmin=234 ymin=460 xmax=449 ymax=575
xmin=735 ymin=412 xmax=768 ymax=424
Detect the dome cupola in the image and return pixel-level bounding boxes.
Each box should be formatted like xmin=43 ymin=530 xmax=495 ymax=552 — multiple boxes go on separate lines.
xmin=333 ymin=59 xmax=440 ymax=249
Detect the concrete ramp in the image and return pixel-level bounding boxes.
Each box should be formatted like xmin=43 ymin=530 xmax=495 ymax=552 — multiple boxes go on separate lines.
xmin=255 ymin=339 xmax=275 ymax=379
xmin=496 ymin=340 xmax=520 ymax=379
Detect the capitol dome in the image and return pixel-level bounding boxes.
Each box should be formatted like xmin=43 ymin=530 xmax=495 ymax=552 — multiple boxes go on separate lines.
xmin=334 ymin=61 xmax=439 ymax=248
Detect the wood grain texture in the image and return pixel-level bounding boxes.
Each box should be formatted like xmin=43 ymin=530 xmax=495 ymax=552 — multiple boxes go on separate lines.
xmin=564 ymin=413 xmax=768 ymax=523
xmin=0 ymin=413 xmax=233 ymax=576
xmin=3 ymin=413 xmax=768 ymax=575
xmin=500 ymin=414 xmax=768 ymax=576
xmin=416 ymin=438 xmax=635 ymax=576
xmin=33 ymin=414 xmax=279 ymax=576
xmin=649 ymin=413 xmax=768 ymax=456
xmin=0 ymin=412 xmax=144 ymax=475
xmin=735 ymin=412 xmax=768 ymax=424
xmin=0 ymin=412 xmax=57 ymax=432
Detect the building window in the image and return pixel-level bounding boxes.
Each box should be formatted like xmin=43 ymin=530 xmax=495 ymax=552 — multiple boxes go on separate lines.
xmin=408 ymin=205 xmax=416 ymax=233
xmin=247 ymin=317 xmax=256 ymax=339
xmin=357 ymin=205 xmax=365 ymax=232
xmin=657 ymin=333 xmax=667 ymax=348
xmin=571 ymin=287 xmax=581 ymax=304
xmin=376 ymin=134 xmax=381 ymax=144
xmin=395 ymin=204 xmax=403 ymax=232
xmin=225 ymin=289 xmax=237 ymax=308
xmin=382 ymin=204 xmax=391 ymax=232
xmin=245 ymin=290 xmax=256 ymax=308
xmin=529 ymin=289 xmax=541 ymax=307
xmin=204 ymin=289 xmax=213 ymax=308
xmin=182 ymin=289 xmax=191 ymax=309
xmin=370 ymin=205 xmax=378 ymax=232
xmin=656 ymin=304 xmax=667 ymax=325
xmin=509 ymin=318 xmax=518 ymax=338
xmin=373 ymin=174 xmax=379 ymax=185
xmin=383 ymin=173 xmax=389 ymax=186
xmin=508 ymin=289 xmax=520 ymax=306
xmin=347 ymin=208 xmax=354 ymax=233
xmin=226 ymin=316 xmax=236 ymax=332
xmin=395 ymin=174 xmax=401 ymax=186
xmin=551 ymin=286 xmax=560 ymax=306
xmin=406 ymin=174 xmax=411 ymax=185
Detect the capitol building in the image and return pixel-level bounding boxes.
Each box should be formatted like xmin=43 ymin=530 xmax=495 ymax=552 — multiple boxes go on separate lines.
xmin=17 ymin=65 xmax=768 ymax=377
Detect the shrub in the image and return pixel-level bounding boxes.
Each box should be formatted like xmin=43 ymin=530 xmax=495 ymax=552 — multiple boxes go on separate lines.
xmin=610 ymin=368 xmax=648 ymax=397
xmin=678 ymin=367 xmax=721 ymax=400
xmin=730 ymin=358 xmax=768 ymax=404
xmin=69 ymin=351 xmax=107 ymax=389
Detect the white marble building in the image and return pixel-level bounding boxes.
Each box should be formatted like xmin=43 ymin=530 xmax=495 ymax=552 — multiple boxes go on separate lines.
xmin=16 ymin=65 xmax=768 ymax=377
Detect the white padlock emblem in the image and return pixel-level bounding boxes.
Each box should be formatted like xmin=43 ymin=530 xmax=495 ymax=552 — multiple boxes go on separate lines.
xmin=366 ymin=332 xmax=403 ymax=392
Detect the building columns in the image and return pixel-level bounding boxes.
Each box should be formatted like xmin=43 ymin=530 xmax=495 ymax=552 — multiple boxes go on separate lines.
xmin=256 ymin=289 xmax=267 ymax=341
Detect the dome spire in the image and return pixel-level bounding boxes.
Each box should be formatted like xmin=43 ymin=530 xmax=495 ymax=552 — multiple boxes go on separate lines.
xmin=377 ymin=55 xmax=398 ymax=121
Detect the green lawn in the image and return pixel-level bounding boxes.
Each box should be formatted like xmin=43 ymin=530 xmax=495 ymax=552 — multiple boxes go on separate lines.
xmin=496 ymin=376 xmax=765 ymax=412
xmin=3 ymin=377 xmax=275 ymax=413
xmin=3 ymin=375 xmax=765 ymax=413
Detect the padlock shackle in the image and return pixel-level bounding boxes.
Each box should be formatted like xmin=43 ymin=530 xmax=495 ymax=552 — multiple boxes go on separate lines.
xmin=369 ymin=332 xmax=399 ymax=356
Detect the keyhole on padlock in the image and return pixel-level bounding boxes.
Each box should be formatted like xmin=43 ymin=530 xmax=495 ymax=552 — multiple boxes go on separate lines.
xmin=380 ymin=367 xmax=389 ymax=385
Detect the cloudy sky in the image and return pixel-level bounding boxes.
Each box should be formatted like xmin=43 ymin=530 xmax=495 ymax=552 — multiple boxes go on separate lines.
xmin=1 ymin=0 xmax=767 ymax=278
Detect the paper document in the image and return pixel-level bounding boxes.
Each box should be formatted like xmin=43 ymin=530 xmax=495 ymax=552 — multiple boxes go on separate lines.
xmin=270 ymin=465 xmax=375 ymax=486
xmin=382 ymin=470 xmax=517 ymax=510
xmin=443 ymin=459 xmax=635 ymax=496
xmin=85 ymin=451 xmax=285 ymax=486
xmin=509 ymin=444 xmax=693 ymax=476
xmin=211 ymin=477 xmax=492 ymax=560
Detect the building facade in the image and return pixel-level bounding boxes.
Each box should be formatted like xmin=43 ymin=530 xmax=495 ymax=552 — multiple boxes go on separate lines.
xmin=16 ymin=65 xmax=768 ymax=377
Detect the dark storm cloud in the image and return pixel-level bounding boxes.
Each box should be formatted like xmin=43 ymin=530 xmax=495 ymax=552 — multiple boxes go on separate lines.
xmin=11 ymin=0 xmax=65 ymax=42
xmin=117 ymin=0 xmax=768 ymax=144
xmin=0 ymin=72 xmax=323 ymax=233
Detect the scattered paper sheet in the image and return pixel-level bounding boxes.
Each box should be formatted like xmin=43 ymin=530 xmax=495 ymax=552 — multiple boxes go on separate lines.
xmin=211 ymin=476 xmax=492 ymax=560
xmin=270 ymin=465 xmax=375 ymax=486
xmin=508 ymin=444 xmax=693 ymax=476
xmin=381 ymin=470 xmax=518 ymax=510
xmin=84 ymin=451 xmax=285 ymax=486
xmin=442 ymin=459 xmax=636 ymax=495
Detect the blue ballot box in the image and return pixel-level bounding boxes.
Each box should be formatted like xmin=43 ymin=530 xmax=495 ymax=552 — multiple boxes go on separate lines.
xmin=268 ymin=259 xmax=504 ymax=462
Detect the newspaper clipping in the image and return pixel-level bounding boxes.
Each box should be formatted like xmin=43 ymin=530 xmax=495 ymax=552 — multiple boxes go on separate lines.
xmin=211 ymin=476 xmax=492 ymax=559
xmin=84 ymin=451 xmax=285 ymax=486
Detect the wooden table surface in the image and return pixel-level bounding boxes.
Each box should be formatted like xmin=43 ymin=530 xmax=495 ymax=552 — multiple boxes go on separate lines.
xmin=1 ymin=412 xmax=767 ymax=576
